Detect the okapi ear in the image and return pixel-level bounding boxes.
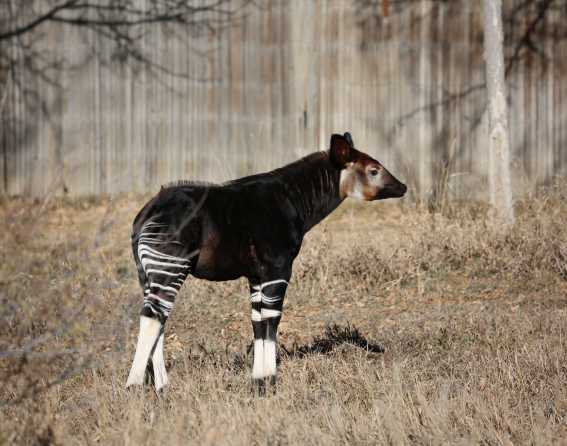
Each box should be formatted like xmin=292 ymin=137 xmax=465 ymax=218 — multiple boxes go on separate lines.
xmin=329 ymin=134 xmax=352 ymax=168
xmin=343 ymin=132 xmax=354 ymax=148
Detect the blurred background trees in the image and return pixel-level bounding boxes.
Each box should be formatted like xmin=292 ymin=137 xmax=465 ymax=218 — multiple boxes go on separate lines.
xmin=0 ymin=0 xmax=251 ymax=101
xmin=1 ymin=0 xmax=565 ymax=206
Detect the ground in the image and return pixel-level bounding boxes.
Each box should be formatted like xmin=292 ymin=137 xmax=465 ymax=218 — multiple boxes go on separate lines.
xmin=1 ymin=185 xmax=566 ymax=445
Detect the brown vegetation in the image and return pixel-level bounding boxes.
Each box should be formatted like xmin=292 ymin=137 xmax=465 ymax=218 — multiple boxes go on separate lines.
xmin=1 ymin=183 xmax=567 ymax=444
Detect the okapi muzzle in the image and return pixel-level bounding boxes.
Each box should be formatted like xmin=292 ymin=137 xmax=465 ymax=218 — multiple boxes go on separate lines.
xmin=333 ymin=133 xmax=407 ymax=201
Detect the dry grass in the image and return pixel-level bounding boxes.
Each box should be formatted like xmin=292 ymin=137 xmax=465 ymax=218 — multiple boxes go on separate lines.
xmin=1 ymin=182 xmax=567 ymax=445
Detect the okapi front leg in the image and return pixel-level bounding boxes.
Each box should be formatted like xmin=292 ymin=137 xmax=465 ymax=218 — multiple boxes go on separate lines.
xmin=250 ymin=279 xmax=288 ymax=390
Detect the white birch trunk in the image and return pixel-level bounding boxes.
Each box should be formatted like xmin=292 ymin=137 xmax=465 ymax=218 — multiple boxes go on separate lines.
xmin=482 ymin=0 xmax=515 ymax=225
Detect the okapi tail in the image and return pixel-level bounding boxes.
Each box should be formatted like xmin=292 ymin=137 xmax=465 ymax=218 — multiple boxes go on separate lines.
xmin=131 ymin=231 xmax=149 ymax=290
xmin=130 ymin=195 xmax=160 ymax=290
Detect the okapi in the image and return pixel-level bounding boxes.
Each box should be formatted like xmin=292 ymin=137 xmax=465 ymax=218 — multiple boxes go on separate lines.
xmin=126 ymin=132 xmax=407 ymax=392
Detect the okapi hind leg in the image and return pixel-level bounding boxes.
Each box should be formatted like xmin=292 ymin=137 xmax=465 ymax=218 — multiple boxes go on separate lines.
xmin=127 ymin=220 xmax=192 ymax=390
xmin=126 ymin=292 xmax=176 ymax=391
xmin=126 ymin=315 xmax=162 ymax=388
xmin=149 ymin=328 xmax=168 ymax=391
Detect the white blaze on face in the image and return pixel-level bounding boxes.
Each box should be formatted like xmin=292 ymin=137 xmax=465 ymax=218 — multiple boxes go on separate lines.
xmin=368 ymin=166 xmax=386 ymax=188
xmin=339 ymin=164 xmax=363 ymax=200
xmin=339 ymin=163 xmax=385 ymax=200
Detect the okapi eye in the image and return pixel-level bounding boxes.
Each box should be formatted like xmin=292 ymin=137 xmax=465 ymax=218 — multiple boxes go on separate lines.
xmin=369 ymin=168 xmax=379 ymax=177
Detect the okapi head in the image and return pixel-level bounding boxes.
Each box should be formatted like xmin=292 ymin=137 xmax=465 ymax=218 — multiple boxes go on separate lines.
xmin=330 ymin=132 xmax=407 ymax=200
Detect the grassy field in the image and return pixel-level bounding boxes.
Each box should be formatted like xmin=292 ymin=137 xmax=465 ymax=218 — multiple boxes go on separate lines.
xmin=1 ymin=184 xmax=567 ymax=445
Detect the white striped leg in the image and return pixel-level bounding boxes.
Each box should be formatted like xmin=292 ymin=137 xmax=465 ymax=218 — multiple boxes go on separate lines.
xmin=262 ymin=308 xmax=282 ymax=378
xmin=130 ymin=223 xmax=188 ymax=390
xmin=252 ymin=339 xmax=265 ymax=380
xmin=250 ymin=280 xmax=287 ymax=387
xmin=251 ymin=299 xmax=266 ymax=380
xmin=126 ymin=316 xmax=162 ymax=387
xmin=251 ymin=323 xmax=279 ymax=382
xmin=151 ymin=330 xmax=169 ymax=391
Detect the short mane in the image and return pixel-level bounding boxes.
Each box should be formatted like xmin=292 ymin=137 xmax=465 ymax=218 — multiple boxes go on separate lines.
xmin=224 ymin=151 xmax=329 ymax=187
xmin=160 ymin=179 xmax=217 ymax=190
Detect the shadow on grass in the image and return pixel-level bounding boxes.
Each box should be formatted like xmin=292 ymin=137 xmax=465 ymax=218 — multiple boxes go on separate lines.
xmin=281 ymin=323 xmax=385 ymax=359
xmin=168 ymin=324 xmax=384 ymax=375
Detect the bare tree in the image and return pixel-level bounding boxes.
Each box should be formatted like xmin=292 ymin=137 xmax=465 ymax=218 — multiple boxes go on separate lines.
xmin=0 ymin=0 xmax=254 ymax=194
xmin=354 ymin=0 xmax=565 ymax=126
xmin=0 ymin=0 xmax=253 ymax=104
xmin=353 ymin=0 xmax=564 ymax=205
xmin=482 ymin=0 xmax=514 ymax=225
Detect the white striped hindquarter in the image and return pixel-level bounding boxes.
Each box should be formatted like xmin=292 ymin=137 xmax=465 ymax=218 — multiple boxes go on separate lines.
xmin=127 ymin=220 xmax=193 ymax=391
xmin=136 ymin=221 xmax=192 ymax=321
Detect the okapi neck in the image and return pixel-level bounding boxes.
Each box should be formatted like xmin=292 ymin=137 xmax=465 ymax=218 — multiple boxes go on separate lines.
xmin=284 ymin=153 xmax=344 ymax=234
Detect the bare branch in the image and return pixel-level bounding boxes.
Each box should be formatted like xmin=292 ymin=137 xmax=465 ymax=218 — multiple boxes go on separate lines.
xmin=0 ymin=0 xmax=80 ymax=40
xmin=368 ymin=0 xmax=566 ymax=125
xmin=0 ymin=0 xmax=254 ymax=114
xmin=0 ymin=0 xmax=243 ymax=40
xmin=505 ymin=0 xmax=555 ymax=76
xmin=397 ymin=82 xmax=486 ymax=127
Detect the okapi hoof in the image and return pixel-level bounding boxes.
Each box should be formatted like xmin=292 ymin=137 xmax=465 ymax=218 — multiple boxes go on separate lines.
xmin=125 ymin=361 xmax=156 ymax=391
xmin=251 ymin=376 xmax=277 ymax=397
xmin=125 ymin=379 xmax=144 ymax=390
xmin=125 ymin=369 xmax=148 ymax=389
xmin=125 ymin=380 xmax=166 ymax=398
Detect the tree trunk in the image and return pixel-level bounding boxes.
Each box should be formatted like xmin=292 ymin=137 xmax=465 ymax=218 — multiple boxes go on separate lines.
xmin=482 ymin=0 xmax=514 ymax=225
